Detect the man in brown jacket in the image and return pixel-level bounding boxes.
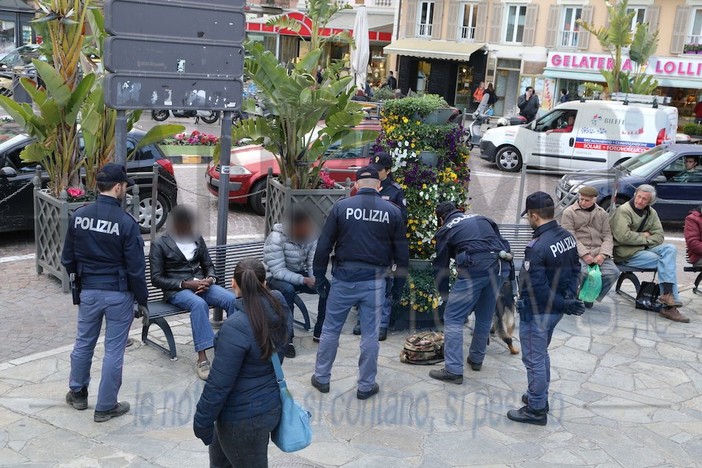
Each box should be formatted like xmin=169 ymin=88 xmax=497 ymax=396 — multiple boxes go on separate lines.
xmin=561 ymin=186 xmax=620 ymax=307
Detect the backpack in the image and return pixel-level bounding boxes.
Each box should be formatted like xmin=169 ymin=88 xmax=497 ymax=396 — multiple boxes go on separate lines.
xmin=400 ymin=331 xmax=445 ymax=365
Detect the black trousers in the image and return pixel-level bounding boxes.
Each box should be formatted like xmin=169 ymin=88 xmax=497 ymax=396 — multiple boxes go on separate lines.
xmin=209 ymin=405 xmax=281 ymax=468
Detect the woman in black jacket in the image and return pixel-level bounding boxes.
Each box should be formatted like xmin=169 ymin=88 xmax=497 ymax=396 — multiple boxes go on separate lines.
xmin=193 ymin=258 xmax=289 ymax=468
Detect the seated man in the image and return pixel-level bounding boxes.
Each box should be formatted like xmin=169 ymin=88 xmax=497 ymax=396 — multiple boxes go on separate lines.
xmin=672 ymin=156 xmax=700 ymax=183
xmin=150 ymin=205 xmax=236 ymax=379
xmin=561 ymin=186 xmax=620 ymax=307
xmin=685 ymin=205 xmax=702 ymax=267
xmin=264 ymin=209 xmax=326 ymax=358
xmin=547 ymin=113 xmax=575 ymax=134
xmin=610 ymin=185 xmax=689 ymax=323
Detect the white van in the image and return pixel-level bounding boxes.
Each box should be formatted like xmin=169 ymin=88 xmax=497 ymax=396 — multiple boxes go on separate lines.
xmin=479 ymin=100 xmax=678 ymax=172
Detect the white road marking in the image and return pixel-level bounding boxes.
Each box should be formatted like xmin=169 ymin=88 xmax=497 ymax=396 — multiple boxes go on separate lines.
xmin=0 ymin=254 xmax=35 ymax=264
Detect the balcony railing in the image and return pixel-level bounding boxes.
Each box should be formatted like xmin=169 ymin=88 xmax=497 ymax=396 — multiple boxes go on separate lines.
xmin=328 ymin=0 xmax=395 ymax=8
xmin=460 ymin=26 xmax=476 ymax=40
xmin=559 ymin=30 xmax=580 ymax=48
xmin=688 ymin=35 xmax=702 ymax=45
xmin=417 ymin=22 xmax=433 ymax=37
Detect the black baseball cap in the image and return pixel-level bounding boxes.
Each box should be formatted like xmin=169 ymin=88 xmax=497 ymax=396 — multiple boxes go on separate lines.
xmin=356 ymin=165 xmax=380 ymax=181
xmin=370 ymin=152 xmax=393 ymax=170
xmin=97 ymin=163 xmax=135 ymax=186
xmin=521 ymin=191 xmax=555 ymax=216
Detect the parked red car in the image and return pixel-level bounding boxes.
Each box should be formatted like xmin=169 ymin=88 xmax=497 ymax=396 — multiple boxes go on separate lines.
xmin=205 ymin=121 xmax=381 ymax=215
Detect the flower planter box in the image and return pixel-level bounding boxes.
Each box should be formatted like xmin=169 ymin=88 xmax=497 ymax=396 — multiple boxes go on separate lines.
xmin=264 ymin=177 xmax=352 ymax=236
xmin=422 ymin=108 xmax=455 ymax=124
xmin=392 ymin=302 xmax=445 ymax=331
xmin=160 ymin=145 xmax=215 ymax=163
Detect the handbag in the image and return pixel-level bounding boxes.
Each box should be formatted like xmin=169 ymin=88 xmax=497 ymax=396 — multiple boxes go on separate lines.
xmin=635 ymin=273 xmax=662 ymax=312
xmin=578 ymin=264 xmax=602 ymax=303
xmin=486 ymin=106 xmax=495 ymax=116
xmin=270 ymin=352 xmax=313 ymax=452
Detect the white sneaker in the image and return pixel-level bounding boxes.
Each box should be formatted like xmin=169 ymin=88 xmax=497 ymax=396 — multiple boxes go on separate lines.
xmin=196 ymin=360 xmax=210 ymax=380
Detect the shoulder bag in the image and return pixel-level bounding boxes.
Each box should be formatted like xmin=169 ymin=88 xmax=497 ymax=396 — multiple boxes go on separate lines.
xmin=270 ymin=352 xmax=313 ymax=452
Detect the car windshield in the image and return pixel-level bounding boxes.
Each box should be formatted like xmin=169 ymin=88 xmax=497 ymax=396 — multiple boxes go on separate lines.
xmin=619 ymin=147 xmax=677 ymax=177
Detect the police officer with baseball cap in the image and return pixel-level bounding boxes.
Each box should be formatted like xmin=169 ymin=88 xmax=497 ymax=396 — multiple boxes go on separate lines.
xmin=507 ymin=191 xmax=583 ymax=426
xmin=429 ymin=202 xmax=512 ymax=384
xmin=311 ymin=165 xmax=408 ymax=400
xmin=62 ymin=163 xmax=149 ymax=422
xmin=351 ymin=152 xmax=408 ymax=339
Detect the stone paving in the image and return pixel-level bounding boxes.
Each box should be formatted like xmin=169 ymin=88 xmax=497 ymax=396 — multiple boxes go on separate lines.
xmin=1 ymin=285 xmax=702 ymax=467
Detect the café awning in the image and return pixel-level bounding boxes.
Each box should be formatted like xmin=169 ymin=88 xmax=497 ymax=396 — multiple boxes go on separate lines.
xmin=383 ymin=39 xmax=485 ymax=61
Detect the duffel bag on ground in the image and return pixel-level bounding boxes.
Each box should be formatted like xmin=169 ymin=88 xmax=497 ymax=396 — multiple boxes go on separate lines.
xmin=400 ymin=331 xmax=444 ymax=365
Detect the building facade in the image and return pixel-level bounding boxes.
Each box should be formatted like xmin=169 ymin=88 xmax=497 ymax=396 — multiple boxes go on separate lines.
xmin=385 ymin=0 xmax=702 ymax=121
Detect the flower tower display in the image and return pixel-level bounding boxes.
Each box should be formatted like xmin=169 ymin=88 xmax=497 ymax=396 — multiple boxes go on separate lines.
xmin=378 ymin=95 xmax=470 ymax=328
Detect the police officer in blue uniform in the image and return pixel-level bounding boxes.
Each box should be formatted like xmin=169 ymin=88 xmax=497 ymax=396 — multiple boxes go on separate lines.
xmin=311 ymin=166 xmax=408 ymax=400
xmin=507 ymin=192 xmax=583 ymax=426
xmin=428 ymin=202 xmax=512 ymax=384
xmin=62 ymin=163 xmax=149 ymax=423
xmin=352 ymin=152 xmax=408 ymax=339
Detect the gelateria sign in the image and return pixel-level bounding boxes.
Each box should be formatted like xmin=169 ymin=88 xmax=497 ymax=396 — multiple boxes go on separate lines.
xmin=547 ymin=52 xmax=702 ymax=79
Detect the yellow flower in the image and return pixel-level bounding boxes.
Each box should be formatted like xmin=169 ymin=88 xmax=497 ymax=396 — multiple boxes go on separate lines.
xmin=402 ymin=116 xmax=409 ymax=123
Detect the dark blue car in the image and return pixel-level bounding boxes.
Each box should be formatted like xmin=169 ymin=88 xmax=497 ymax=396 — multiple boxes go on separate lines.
xmin=556 ymin=144 xmax=702 ymax=221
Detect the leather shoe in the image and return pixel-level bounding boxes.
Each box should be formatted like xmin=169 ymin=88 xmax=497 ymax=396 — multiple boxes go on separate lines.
xmin=357 ymin=383 xmax=380 ymax=400
xmin=584 ymin=302 xmax=594 ymax=309
xmin=285 ymin=343 xmax=296 ymax=358
xmin=659 ymin=293 xmax=683 ymax=308
xmin=467 ymin=356 xmax=482 ymax=371
xmin=94 ymin=401 xmax=130 ymax=423
xmin=521 ymin=393 xmax=549 ymax=413
xmin=352 ymin=322 xmax=361 ymax=336
xmin=378 ymin=327 xmax=387 ymax=341
xmin=429 ymin=368 xmax=463 ymax=384
xmin=660 ymin=307 xmax=690 ymax=323
xmin=507 ymin=405 xmax=547 ymax=426
xmin=311 ymin=375 xmax=329 ymax=393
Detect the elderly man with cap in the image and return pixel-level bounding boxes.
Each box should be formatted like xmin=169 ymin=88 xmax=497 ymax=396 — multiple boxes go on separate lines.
xmin=311 ymin=166 xmax=408 ymax=400
xmin=560 ymin=186 xmax=620 ymax=307
xmin=352 ymin=151 xmax=408 ymax=339
xmin=62 ymin=163 xmax=149 ymax=422
xmin=507 ymin=192 xmax=582 ymax=426
xmin=428 ymin=202 xmax=512 ymax=384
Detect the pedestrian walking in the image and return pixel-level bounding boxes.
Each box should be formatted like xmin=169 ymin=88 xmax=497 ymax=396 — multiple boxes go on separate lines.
xmin=428 ymin=202 xmax=512 ymax=384
xmin=62 ymin=163 xmax=149 ymax=422
xmin=386 ymin=71 xmax=397 ymax=90
xmin=507 ymin=192 xmax=583 ymax=426
xmin=352 ymin=152 xmax=408 ymax=340
xmin=193 ymin=258 xmax=289 ymax=467
xmin=311 ymin=166 xmax=408 ymax=400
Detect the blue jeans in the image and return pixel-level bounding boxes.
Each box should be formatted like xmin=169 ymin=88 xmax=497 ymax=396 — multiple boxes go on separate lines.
xmin=69 ymin=290 xmax=134 ymax=412
xmin=443 ymin=272 xmax=501 ymax=375
xmin=617 ymin=244 xmax=679 ymax=300
xmin=268 ymin=275 xmax=327 ymax=340
xmin=209 ymin=405 xmax=281 ymax=468
xmin=169 ymin=285 xmax=236 ymax=353
xmin=380 ymin=277 xmax=393 ymax=329
xmin=314 ymin=277 xmax=385 ymax=392
xmin=520 ymin=312 xmax=563 ymax=411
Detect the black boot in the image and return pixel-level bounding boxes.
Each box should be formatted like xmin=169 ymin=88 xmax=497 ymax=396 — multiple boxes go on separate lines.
xmin=521 ymin=393 xmax=550 ymax=413
xmin=94 ymin=402 xmax=130 ymax=423
xmin=507 ymin=405 xmax=547 ymax=426
xmin=353 ymin=321 xmax=361 ymax=336
xmin=429 ymin=368 xmax=463 ymax=384
xmin=65 ymin=387 xmax=88 ymax=410
xmin=378 ymin=327 xmax=387 ymax=341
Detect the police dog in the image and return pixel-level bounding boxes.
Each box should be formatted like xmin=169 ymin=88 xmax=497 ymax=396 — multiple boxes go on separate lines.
xmin=491 ymin=279 xmax=519 ymax=354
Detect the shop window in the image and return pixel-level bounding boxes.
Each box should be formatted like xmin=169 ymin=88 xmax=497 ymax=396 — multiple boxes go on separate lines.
xmin=417 ymin=1 xmax=435 ymax=38
xmin=690 ymin=9 xmax=702 ymax=45
xmin=0 ymin=20 xmax=16 ymax=55
xmin=458 ymin=2 xmax=478 ymax=41
xmin=504 ymin=5 xmax=527 ymax=44
xmin=559 ymin=6 xmax=582 ymax=48
xmin=627 ymin=7 xmax=646 ymax=32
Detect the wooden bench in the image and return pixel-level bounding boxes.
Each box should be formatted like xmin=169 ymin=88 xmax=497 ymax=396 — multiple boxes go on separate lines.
xmin=143 ymin=240 xmax=311 ymax=360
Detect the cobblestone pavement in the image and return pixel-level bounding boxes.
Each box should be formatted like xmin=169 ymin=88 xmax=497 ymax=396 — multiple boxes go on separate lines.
xmin=1 ymin=289 xmax=702 ymax=466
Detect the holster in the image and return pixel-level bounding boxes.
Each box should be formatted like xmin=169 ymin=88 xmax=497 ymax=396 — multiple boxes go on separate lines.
xmin=70 ymin=273 xmax=81 ymax=305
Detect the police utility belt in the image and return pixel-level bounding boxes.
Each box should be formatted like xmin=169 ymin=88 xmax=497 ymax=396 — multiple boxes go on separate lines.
xmin=80 ymin=271 xmax=129 ymax=292
xmin=455 ymin=251 xmax=512 ymax=274
xmin=333 ymin=259 xmax=390 ymax=273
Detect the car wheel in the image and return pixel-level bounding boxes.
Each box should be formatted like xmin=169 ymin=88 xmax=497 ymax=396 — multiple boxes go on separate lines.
xmin=496 ymin=146 xmax=522 ymax=172
xmin=138 ymin=194 xmax=169 ymax=233
xmin=600 ymin=195 xmax=629 ymax=213
xmin=201 ymin=111 xmax=220 ymax=124
xmin=249 ymin=179 xmax=267 ymax=216
xmin=152 ymin=110 xmax=169 ymax=121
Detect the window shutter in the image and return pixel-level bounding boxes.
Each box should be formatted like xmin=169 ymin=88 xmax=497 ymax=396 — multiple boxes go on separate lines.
xmin=522 ymin=4 xmax=539 ymax=47
xmin=545 ymin=5 xmax=559 ymax=49
xmin=488 ymin=2 xmax=504 ymax=44
xmin=405 ymin=0 xmax=418 ymax=38
xmin=646 ymin=5 xmax=660 ymax=31
xmin=670 ymin=6 xmax=691 ymax=54
xmin=446 ymin=0 xmax=460 ymax=41
xmin=577 ymin=5 xmax=593 ymax=50
xmin=474 ymin=1 xmax=489 ymax=42
xmin=432 ymin=0 xmax=445 ymax=39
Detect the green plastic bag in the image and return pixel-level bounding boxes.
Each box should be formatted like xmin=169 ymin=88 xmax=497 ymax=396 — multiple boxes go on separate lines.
xmin=578 ymin=264 xmax=602 ymax=303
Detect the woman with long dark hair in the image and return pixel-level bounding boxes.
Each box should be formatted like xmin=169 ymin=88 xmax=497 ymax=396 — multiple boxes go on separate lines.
xmin=194 ymin=258 xmax=289 ymax=468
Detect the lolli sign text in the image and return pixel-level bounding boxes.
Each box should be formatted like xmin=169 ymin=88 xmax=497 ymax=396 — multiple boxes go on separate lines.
xmin=547 ymin=52 xmax=702 ymax=79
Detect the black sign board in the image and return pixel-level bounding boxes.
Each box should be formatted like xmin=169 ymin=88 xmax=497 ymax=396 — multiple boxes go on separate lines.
xmin=104 ymin=74 xmax=243 ymax=111
xmin=104 ymin=0 xmax=245 ymax=43
xmin=104 ymin=37 xmax=243 ymax=77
